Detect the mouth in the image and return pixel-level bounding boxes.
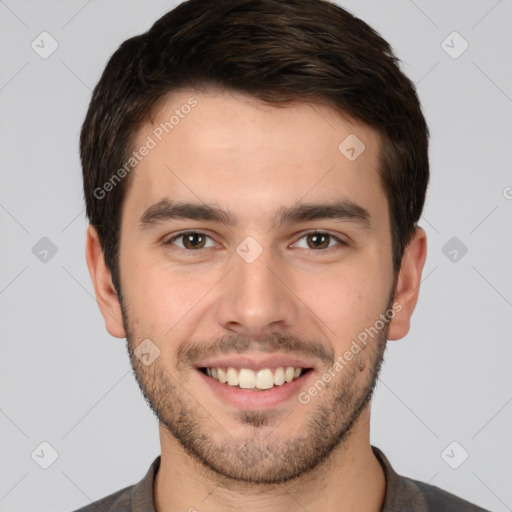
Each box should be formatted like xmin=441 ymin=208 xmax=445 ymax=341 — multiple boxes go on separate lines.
xmin=195 ymin=364 xmax=315 ymax=410
xmin=198 ymin=366 xmax=313 ymax=391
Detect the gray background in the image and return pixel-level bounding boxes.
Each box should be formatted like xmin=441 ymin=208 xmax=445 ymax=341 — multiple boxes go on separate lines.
xmin=1 ymin=1 xmax=511 ymax=511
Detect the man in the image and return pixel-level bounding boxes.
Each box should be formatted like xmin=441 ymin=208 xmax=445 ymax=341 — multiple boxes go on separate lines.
xmin=75 ymin=0 xmax=490 ymax=510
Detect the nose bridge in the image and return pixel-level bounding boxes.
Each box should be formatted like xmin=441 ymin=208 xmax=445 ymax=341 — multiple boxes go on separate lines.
xmin=215 ymin=239 xmax=298 ymax=334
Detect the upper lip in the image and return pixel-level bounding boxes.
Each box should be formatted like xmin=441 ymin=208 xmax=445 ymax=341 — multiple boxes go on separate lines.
xmin=195 ymin=354 xmax=316 ymax=371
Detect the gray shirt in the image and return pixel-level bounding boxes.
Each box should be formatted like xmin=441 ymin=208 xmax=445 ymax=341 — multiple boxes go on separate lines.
xmin=72 ymin=446 xmax=491 ymax=511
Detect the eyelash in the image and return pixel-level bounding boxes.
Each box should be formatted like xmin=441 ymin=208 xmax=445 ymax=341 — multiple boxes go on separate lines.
xmin=163 ymin=230 xmax=348 ymax=256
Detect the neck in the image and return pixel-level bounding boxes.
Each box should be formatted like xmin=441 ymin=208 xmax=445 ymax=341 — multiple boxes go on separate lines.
xmin=154 ymin=406 xmax=385 ymax=512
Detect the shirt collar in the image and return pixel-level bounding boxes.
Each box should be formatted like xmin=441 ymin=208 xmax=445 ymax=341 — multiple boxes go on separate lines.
xmin=372 ymin=445 xmax=428 ymax=511
xmin=129 ymin=446 xmax=428 ymax=512
xmin=131 ymin=455 xmax=160 ymax=512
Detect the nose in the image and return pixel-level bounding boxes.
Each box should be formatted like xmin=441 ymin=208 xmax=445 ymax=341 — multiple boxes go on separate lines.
xmin=214 ymin=242 xmax=300 ymax=338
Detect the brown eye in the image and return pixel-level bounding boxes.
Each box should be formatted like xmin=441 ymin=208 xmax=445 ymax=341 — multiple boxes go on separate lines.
xmin=306 ymin=232 xmax=330 ymax=249
xmin=181 ymin=232 xmax=206 ymax=249
xmin=165 ymin=231 xmax=215 ymax=251
xmin=293 ymin=231 xmax=346 ymax=251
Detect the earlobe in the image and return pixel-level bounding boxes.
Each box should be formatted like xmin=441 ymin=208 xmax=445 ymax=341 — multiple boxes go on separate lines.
xmin=387 ymin=226 xmax=427 ymax=341
xmin=85 ymin=225 xmax=126 ymax=339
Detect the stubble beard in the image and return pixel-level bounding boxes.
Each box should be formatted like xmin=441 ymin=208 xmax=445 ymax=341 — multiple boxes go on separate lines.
xmin=120 ymin=295 xmax=391 ymax=486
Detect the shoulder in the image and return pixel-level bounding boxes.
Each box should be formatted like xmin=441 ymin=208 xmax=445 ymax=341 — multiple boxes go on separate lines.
xmin=371 ymin=446 xmax=490 ymax=512
xmin=409 ymin=477 xmax=491 ymax=511
xmin=69 ymin=455 xmax=161 ymax=512
xmin=69 ymin=455 xmax=160 ymax=512
xmin=70 ymin=484 xmax=133 ymax=512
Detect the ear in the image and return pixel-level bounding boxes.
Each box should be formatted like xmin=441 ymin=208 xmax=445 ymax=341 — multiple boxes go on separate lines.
xmin=387 ymin=226 xmax=427 ymax=341
xmin=85 ymin=224 xmax=126 ymax=339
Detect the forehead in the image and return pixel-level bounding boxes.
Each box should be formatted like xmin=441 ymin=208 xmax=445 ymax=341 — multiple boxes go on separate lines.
xmin=122 ymin=88 xmax=387 ymax=233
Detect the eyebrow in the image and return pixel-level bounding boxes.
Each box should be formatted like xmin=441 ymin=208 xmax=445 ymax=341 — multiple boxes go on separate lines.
xmin=138 ymin=198 xmax=372 ymax=231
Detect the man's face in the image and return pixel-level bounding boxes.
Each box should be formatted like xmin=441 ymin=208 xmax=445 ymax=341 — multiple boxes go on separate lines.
xmin=115 ymin=89 xmax=398 ymax=484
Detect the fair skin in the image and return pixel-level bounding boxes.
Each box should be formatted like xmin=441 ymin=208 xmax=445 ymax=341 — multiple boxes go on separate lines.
xmin=86 ymin=88 xmax=427 ymax=512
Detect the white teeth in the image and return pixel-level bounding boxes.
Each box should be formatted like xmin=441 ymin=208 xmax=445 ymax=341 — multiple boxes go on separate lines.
xmin=217 ymin=368 xmax=227 ymax=383
xmin=238 ymin=368 xmax=256 ymax=388
xmin=256 ymin=369 xmax=274 ymax=389
xmin=274 ymin=367 xmax=285 ymax=386
xmin=204 ymin=365 xmax=306 ymax=389
xmin=227 ymin=367 xmax=239 ymax=386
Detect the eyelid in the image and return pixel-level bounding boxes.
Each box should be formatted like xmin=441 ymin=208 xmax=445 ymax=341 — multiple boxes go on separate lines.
xmin=163 ymin=229 xmax=348 ymax=254
xmin=290 ymin=229 xmax=348 ymax=253
xmin=164 ymin=230 xmax=218 ymax=252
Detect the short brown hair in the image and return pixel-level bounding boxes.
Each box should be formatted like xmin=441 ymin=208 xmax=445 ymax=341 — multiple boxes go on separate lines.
xmin=80 ymin=0 xmax=429 ymax=296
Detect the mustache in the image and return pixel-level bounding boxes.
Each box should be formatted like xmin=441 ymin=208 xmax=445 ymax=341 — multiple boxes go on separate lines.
xmin=176 ymin=331 xmax=334 ymax=371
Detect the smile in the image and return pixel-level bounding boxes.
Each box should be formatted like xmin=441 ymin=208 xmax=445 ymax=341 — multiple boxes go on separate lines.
xmin=199 ymin=366 xmax=312 ymax=390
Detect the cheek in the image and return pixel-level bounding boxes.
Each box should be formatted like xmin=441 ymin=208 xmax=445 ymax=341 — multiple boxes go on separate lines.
xmin=300 ymin=257 xmax=389 ymax=341
xmin=127 ymin=270 xmax=198 ymax=321
xmin=120 ymin=257 xmax=218 ymax=349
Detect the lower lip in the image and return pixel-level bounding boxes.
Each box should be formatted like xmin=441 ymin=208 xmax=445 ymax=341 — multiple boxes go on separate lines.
xmin=196 ymin=369 xmax=313 ymax=410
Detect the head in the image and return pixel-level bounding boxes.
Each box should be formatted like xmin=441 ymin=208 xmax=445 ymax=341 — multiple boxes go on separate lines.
xmin=83 ymin=0 xmax=428 ymax=486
